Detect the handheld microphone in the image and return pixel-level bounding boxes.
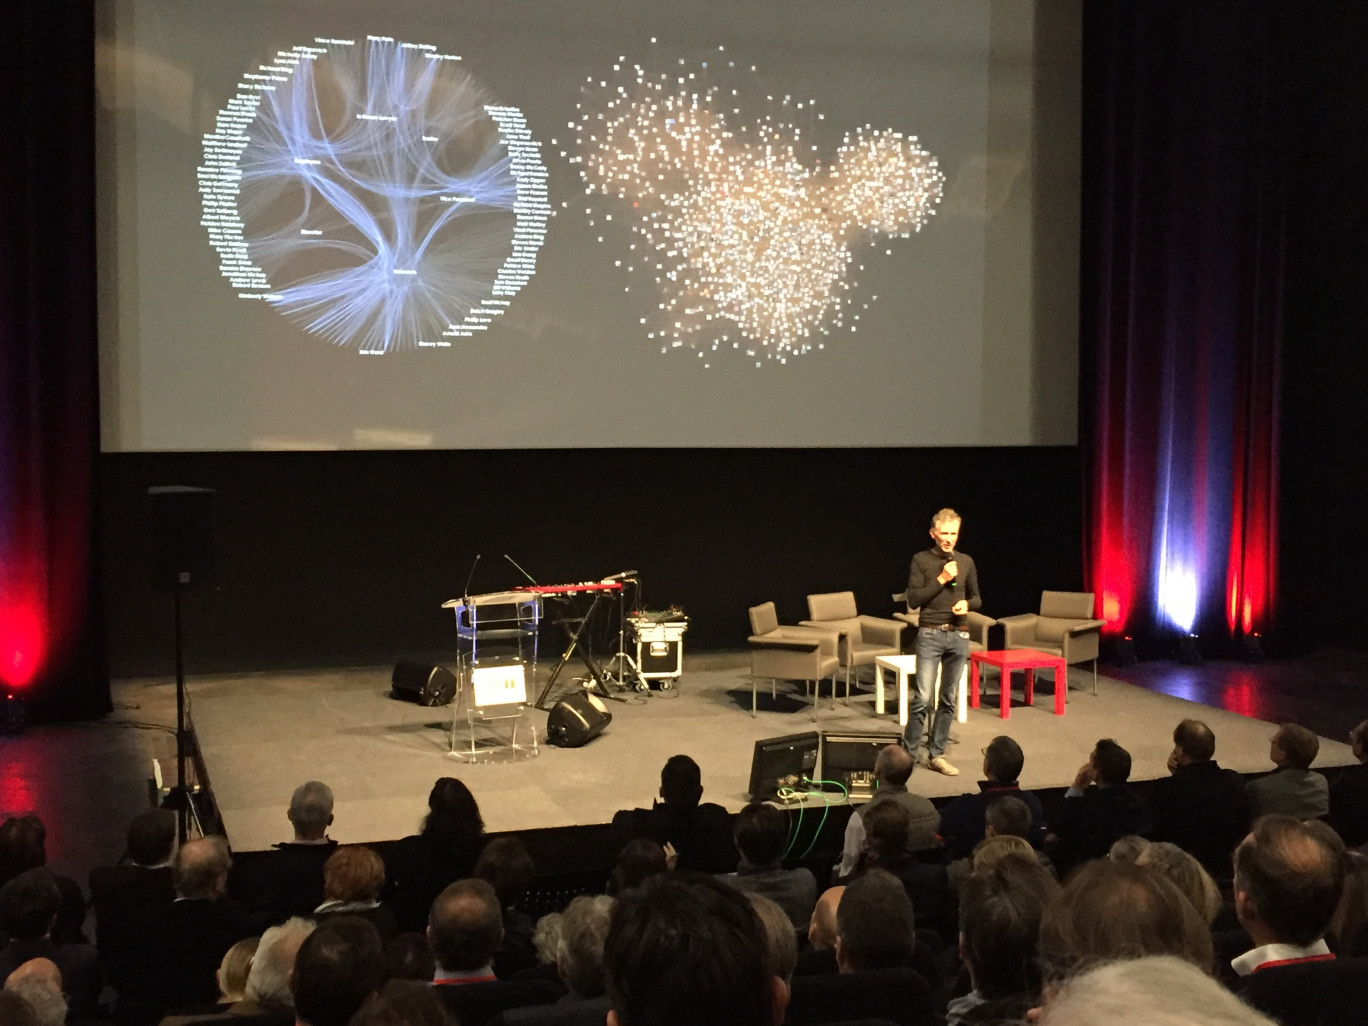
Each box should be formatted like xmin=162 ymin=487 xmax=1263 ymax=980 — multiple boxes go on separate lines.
xmin=945 ymin=548 xmax=957 ymax=588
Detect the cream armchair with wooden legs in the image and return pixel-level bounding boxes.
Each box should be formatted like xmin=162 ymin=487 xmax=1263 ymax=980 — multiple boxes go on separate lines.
xmin=747 ymin=602 xmax=842 ymax=718
xmin=800 ymin=591 xmax=905 ymax=702
xmin=995 ymin=590 xmax=1107 ymax=694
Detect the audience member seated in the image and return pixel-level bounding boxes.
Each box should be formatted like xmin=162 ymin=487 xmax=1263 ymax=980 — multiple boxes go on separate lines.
xmin=236 ymin=782 xmax=338 ymax=930
xmin=1246 ymin=723 xmax=1330 ymax=821
xmin=222 ymin=917 xmax=317 ymax=1025
xmin=793 ymin=886 xmax=843 ymax=976
xmin=474 ymin=837 xmax=538 ymax=977
xmin=1230 ymin=816 xmax=1346 ymax=981
xmin=0 ymin=816 xmax=87 ymax=945
xmin=1328 ymin=718 xmax=1368 ymax=847
xmin=0 ymin=869 xmax=100 ymax=1017
xmin=947 ymin=853 xmax=1059 ymax=1026
xmin=937 ymin=736 xmax=1045 ymax=860
xmin=746 ymin=894 xmax=798 ymax=985
xmin=350 ymin=979 xmax=452 ymax=1026
xmin=1328 ymin=850 xmax=1368 ymax=956
xmin=717 ymin=803 xmax=818 ymax=932
xmin=610 ymin=756 xmax=735 ymax=874
xmin=848 ymin=800 xmax=952 ymax=940
xmin=1036 ymin=956 xmax=1279 ymax=1026
xmin=1149 ymin=718 xmax=1249 ymax=879
xmin=1107 ymin=834 xmax=1151 ymax=864
xmin=786 ymin=869 xmax=934 ymax=1026
xmin=314 ymin=846 xmax=396 ymax=944
xmin=291 ymin=916 xmax=386 ymax=1026
xmin=430 ymin=879 xmax=562 ymax=1026
xmin=489 ymin=894 xmax=617 ymax=1026
xmin=146 ymin=835 xmax=255 ymax=1016
xmin=1048 ymin=738 xmax=1149 ymax=874
xmin=603 ymin=873 xmax=788 ymax=1026
xmin=90 ymin=808 xmax=178 ymax=1007
xmin=3 ymin=957 xmax=66 ymax=1026
xmin=1037 ymin=859 xmax=1214 ymax=983
xmin=836 ymin=745 xmax=940 ymax=879
xmin=948 ymin=798 xmax=1054 ymax=893
xmin=605 ymin=839 xmax=667 ymax=896
xmin=388 ymin=778 xmax=487 ymax=934
xmin=1232 ymin=817 xmax=1367 ymax=1026
xmin=1134 ymin=842 xmax=1223 ymax=926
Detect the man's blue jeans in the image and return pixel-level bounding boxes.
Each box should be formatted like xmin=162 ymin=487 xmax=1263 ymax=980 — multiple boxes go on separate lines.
xmin=903 ymin=626 xmax=969 ymax=761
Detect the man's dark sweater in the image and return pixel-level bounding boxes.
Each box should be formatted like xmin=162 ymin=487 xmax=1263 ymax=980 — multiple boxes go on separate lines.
xmin=907 ymin=547 xmax=981 ymax=627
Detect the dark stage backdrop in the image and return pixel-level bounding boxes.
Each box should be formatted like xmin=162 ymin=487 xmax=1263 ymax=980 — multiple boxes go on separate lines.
xmin=100 ymin=447 xmax=1081 ymax=677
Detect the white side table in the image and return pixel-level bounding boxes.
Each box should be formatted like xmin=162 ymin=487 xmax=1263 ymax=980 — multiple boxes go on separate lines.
xmin=873 ymin=653 xmax=969 ymax=727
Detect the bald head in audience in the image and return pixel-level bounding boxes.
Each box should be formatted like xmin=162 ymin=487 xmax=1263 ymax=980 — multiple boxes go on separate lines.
xmin=174 ymin=836 xmax=231 ymax=901
xmin=3 ymin=959 xmax=65 ymax=1026
xmin=807 ymin=886 xmax=843 ymax=951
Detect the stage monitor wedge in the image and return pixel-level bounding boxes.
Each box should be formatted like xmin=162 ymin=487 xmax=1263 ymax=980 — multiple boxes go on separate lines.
xmin=748 ymin=731 xmax=821 ymax=803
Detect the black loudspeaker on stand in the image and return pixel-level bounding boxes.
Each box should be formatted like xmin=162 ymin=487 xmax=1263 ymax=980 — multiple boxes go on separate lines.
xmin=391 ymin=660 xmax=458 ymax=706
xmin=147 ymin=485 xmax=217 ymax=845
xmin=546 ymin=692 xmax=612 ymax=748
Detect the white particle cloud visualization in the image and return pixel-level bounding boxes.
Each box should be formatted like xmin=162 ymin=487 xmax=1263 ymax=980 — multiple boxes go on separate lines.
xmin=199 ymin=36 xmax=550 ymax=354
xmin=571 ymin=51 xmax=945 ymax=363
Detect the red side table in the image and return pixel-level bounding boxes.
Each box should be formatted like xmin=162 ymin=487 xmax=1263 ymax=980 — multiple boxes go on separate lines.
xmin=970 ymin=648 xmax=1068 ymax=718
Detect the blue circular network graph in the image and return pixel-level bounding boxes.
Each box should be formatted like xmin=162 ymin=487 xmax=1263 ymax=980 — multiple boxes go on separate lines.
xmin=199 ymin=35 xmax=549 ymax=355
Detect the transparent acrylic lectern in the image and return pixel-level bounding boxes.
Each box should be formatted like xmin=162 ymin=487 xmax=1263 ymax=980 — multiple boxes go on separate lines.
xmin=440 ymin=590 xmax=541 ymax=762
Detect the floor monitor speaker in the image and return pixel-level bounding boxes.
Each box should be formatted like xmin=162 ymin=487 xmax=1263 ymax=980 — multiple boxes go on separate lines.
xmin=390 ymin=660 xmax=457 ymax=706
xmin=546 ymin=692 xmax=612 ymax=748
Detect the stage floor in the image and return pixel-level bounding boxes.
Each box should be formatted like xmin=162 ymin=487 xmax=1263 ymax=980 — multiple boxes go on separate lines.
xmin=182 ymin=653 xmax=1358 ymax=852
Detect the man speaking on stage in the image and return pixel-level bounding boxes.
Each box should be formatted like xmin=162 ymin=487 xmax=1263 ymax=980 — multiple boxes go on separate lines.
xmin=903 ymin=507 xmax=981 ymax=775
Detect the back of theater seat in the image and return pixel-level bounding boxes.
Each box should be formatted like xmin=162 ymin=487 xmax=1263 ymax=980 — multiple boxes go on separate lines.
xmin=434 ymin=978 xmax=564 ymax=1026
xmin=785 ymin=966 xmax=935 ymax=1026
xmin=1235 ymin=957 xmax=1368 ymax=1026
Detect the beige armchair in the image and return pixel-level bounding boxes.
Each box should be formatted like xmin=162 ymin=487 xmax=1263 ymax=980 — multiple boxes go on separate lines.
xmin=800 ymin=591 xmax=905 ymax=701
xmin=995 ymin=591 xmax=1107 ymax=693
xmin=747 ymin=602 xmax=842 ymax=718
xmin=891 ymin=591 xmax=996 ymax=652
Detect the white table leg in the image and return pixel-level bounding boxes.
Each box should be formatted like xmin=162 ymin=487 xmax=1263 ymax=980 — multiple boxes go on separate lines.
xmin=875 ymin=663 xmax=886 ymax=715
xmin=898 ymin=664 xmax=911 ymax=727
xmin=957 ymin=662 xmax=969 ymax=723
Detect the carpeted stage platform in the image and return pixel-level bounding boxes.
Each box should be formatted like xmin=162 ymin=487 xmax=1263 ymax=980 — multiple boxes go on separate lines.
xmin=188 ymin=652 xmax=1357 ymax=852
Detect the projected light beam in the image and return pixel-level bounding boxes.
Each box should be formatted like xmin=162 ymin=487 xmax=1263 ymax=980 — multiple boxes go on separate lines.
xmin=569 ymin=49 xmax=944 ymax=363
xmin=199 ymin=36 xmax=549 ymax=354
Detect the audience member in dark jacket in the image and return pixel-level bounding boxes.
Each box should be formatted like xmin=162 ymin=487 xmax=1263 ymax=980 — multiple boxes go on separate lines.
xmin=1149 ymin=719 xmax=1249 ymax=880
xmin=1049 ymin=738 xmax=1150 ymax=874
xmin=234 ymin=780 xmax=338 ymax=930
xmin=0 ymin=868 xmax=101 ymax=1017
xmin=610 ymin=755 xmax=735 ymax=873
xmin=144 ymin=836 xmax=255 ymax=1015
xmin=847 ymin=799 xmax=952 ymax=940
xmin=1328 ymin=718 xmax=1368 ymax=848
xmin=387 ymin=776 xmax=487 ymax=934
xmin=938 ymin=736 xmax=1046 ymax=860
xmin=0 ymin=814 xmax=88 ymax=945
